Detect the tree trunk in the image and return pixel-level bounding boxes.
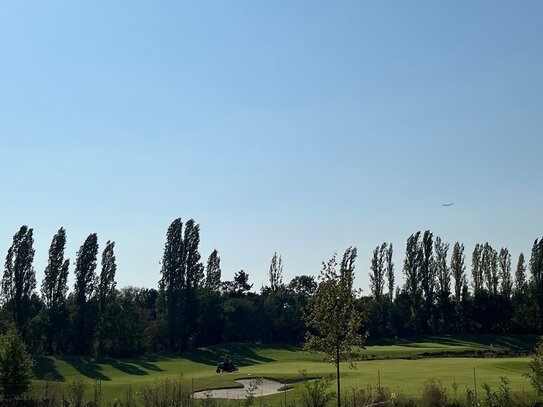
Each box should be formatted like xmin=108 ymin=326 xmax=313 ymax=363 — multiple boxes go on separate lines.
xmin=336 ymin=345 xmax=341 ymax=407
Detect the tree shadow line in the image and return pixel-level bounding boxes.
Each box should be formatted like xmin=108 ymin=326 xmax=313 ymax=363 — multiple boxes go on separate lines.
xmin=33 ymin=355 xmax=165 ymax=382
xmin=366 ymin=334 xmax=538 ymax=351
xmin=33 ymin=343 xmax=300 ymax=382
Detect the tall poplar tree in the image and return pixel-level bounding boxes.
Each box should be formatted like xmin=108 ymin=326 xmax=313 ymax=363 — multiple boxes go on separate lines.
xmin=2 ymin=226 xmax=36 ymax=335
xmin=515 ymin=253 xmax=527 ymax=294
xmin=73 ymin=233 xmax=99 ymax=354
xmin=268 ymin=252 xmax=284 ymax=292
xmin=403 ymin=232 xmax=422 ymax=331
xmin=435 ymin=237 xmax=450 ymax=299
xmin=41 ymin=228 xmax=70 ymax=352
xmin=385 ymin=243 xmax=394 ymax=301
xmin=481 ymin=243 xmax=499 ymax=296
xmin=450 ymin=242 xmax=465 ymax=302
xmin=96 ymin=240 xmax=117 ymax=355
xmin=434 ymin=237 xmax=451 ymax=332
xmin=369 ymin=243 xmax=387 ymax=333
xmin=369 ymin=244 xmax=385 ymax=301
xmin=183 ymin=219 xmax=204 ymax=347
xmin=471 ymin=244 xmax=484 ymax=295
xmin=204 ymin=250 xmax=221 ymax=292
xmin=420 ymin=230 xmax=435 ymax=333
xmin=499 ymin=247 xmax=512 ymax=298
xmin=530 ymin=237 xmax=543 ymax=330
xmin=201 ymin=249 xmax=223 ymax=345
xmin=158 ymin=218 xmax=185 ymax=350
xmin=158 ymin=218 xmax=203 ymax=350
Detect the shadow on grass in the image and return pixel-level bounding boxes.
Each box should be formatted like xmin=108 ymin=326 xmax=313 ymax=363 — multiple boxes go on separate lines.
xmin=181 ymin=343 xmax=298 ymax=367
xmin=33 ymin=356 xmax=64 ymax=382
xmin=59 ymin=356 xmax=110 ymax=381
xmin=34 ymin=355 xmax=168 ymax=382
xmin=111 ymin=360 xmax=148 ymax=376
xmin=366 ymin=334 xmax=538 ymax=351
xmin=127 ymin=357 xmax=165 ymax=372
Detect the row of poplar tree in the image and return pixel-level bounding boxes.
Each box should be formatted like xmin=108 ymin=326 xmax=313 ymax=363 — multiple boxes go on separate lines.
xmin=365 ymin=231 xmax=543 ymax=337
xmin=1 ymin=219 xmax=542 ymax=357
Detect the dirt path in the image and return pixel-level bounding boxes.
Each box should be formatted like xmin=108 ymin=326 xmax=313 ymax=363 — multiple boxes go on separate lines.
xmin=193 ymin=378 xmax=289 ymax=399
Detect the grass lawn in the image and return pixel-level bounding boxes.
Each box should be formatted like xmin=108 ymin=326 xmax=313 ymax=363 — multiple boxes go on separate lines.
xmin=31 ymin=335 xmax=538 ymax=404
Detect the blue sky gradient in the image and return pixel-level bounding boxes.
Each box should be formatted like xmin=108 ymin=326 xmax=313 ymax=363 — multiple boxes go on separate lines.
xmin=0 ymin=1 xmax=542 ymax=291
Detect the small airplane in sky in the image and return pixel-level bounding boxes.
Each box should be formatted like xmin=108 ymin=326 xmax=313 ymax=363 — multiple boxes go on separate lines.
xmin=441 ymin=203 xmax=454 ymax=207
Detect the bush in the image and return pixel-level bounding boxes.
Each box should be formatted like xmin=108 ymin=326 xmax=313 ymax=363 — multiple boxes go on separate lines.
xmin=299 ymin=372 xmax=335 ymax=407
xmin=342 ymin=386 xmax=392 ymax=407
xmin=66 ymin=377 xmax=87 ymax=407
xmin=139 ymin=378 xmax=191 ymax=407
xmin=528 ymin=337 xmax=543 ymax=396
xmin=420 ymin=379 xmax=447 ymax=407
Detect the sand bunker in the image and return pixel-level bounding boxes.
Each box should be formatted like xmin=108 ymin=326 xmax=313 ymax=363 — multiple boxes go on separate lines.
xmin=193 ymin=378 xmax=289 ymax=399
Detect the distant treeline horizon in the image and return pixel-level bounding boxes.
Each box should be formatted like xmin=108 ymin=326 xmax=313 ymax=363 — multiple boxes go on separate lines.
xmin=1 ymin=218 xmax=542 ymax=357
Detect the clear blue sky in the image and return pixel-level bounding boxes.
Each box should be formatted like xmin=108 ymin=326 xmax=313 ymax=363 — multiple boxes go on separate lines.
xmin=0 ymin=1 xmax=542 ymax=292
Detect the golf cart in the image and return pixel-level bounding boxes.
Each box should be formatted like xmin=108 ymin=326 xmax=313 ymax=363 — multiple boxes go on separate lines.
xmin=216 ymin=359 xmax=238 ymax=373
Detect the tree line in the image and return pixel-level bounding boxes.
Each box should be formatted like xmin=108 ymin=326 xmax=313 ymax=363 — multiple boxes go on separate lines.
xmin=365 ymin=231 xmax=543 ymax=337
xmin=0 ymin=220 xmax=542 ymax=357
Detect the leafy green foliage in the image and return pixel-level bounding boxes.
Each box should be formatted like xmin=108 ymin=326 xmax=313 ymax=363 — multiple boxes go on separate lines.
xmin=305 ymin=247 xmax=365 ymax=407
xmin=305 ymin=249 xmax=365 ymax=366
xmin=0 ymin=327 xmax=33 ymax=399
xmin=528 ymin=337 xmax=543 ymax=395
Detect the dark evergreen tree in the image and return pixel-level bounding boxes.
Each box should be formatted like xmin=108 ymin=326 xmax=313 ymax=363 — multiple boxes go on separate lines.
xmin=73 ymin=233 xmax=99 ymax=354
xmin=224 ymin=270 xmax=253 ymax=295
xmin=41 ymin=227 xmax=70 ymax=353
xmin=2 ymin=226 xmax=36 ymax=336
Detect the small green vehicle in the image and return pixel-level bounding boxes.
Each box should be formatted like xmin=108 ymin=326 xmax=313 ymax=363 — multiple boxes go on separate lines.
xmin=216 ymin=359 xmax=238 ymax=373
